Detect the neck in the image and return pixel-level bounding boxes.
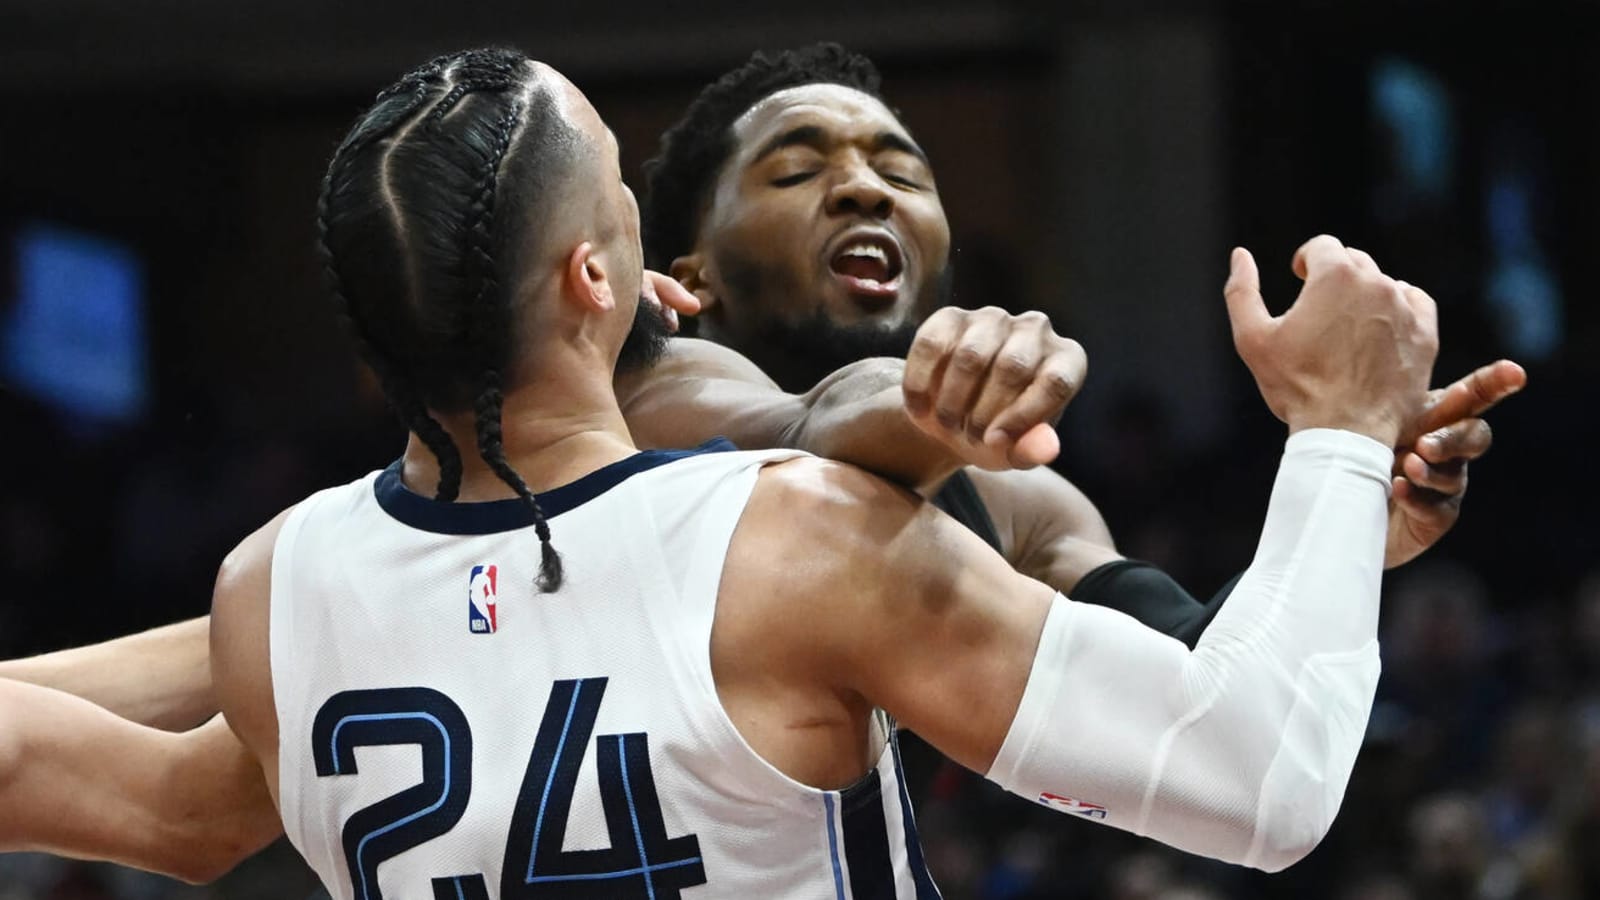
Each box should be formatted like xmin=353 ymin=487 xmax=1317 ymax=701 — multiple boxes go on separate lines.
xmin=399 ymin=366 xmax=638 ymax=502
xmin=698 ymin=320 xmax=829 ymax=394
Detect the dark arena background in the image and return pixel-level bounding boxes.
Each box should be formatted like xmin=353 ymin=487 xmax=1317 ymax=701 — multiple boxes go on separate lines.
xmin=1 ymin=1 xmax=1596 ymax=898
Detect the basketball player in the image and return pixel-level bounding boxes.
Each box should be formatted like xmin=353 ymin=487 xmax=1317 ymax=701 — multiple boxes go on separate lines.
xmin=197 ymin=47 xmax=1438 ymax=898
xmin=0 ymin=46 xmax=1516 ymax=734
xmin=626 ymin=42 xmax=1524 ymax=640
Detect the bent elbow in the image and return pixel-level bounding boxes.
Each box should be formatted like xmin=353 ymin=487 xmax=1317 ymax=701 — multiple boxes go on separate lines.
xmin=1249 ymin=815 xmax=1332 ymax=873
xmin=164 ymin=828 xmax=265 ymax=885
xmin=1245 ymin=765 xmax=1347 ymax=873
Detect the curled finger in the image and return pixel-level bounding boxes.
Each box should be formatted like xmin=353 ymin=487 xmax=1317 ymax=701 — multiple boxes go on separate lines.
xmin=1417 ymin=418 xmax=1492 ymax=464
xmin=904 ymin=310 xmax=965 ymax=417
xmin=982 ymin=346 xmax=1085 ymax=446
xmin=932 ymin=311 xmax=1009 ymax=434
xmin=1401 ymin=452 xmax=1468 ymax=497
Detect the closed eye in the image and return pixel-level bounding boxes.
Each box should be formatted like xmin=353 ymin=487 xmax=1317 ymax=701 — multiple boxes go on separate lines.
xmin=771 ymin=172 xmax=817 ymax=187
xmin=883 ymin=173 xmax=926 ymax=190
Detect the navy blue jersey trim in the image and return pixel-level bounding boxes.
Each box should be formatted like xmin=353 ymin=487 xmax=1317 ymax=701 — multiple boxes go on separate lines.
xmin=374 ymin=438 xmax=739 ymax=535
xmin=840 ymin=768 xmax=896 ymax=899
xmin=892 ymin=732 xmax=942 ymax=900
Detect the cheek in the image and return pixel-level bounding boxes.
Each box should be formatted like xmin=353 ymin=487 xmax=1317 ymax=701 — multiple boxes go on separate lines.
xmin=909 ymin=199 xmax=952 ymax=265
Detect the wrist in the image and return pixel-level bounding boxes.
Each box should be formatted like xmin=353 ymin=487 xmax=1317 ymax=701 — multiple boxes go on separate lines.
xmin=1287 ymin=410 xmax=1400 ymax=448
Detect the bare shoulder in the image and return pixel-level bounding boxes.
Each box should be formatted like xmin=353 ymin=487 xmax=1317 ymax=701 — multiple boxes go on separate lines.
xmin=212 ymin=506 xmax=298 ymax=608
xmin=210 ymin=505 xmax=298 ymax=757
xmin=748 ymin=456 xmax=924 ymax=547
xmin=726 ymin=458 xmax=918 ymax=613
xmin=732 ymin=457 xmax=1026 ymax=625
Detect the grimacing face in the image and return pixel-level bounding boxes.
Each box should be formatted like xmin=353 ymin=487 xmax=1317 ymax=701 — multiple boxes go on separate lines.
xmin=686 ymin=84 xmax=952 ymax=346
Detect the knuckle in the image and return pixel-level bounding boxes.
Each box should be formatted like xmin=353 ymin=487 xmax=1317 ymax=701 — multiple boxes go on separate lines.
xmin=912 ymin=334 xmax=954 ymax=360
xmin=1324 ymin=258 xmax=1360 ymax=285
xmin=1041 ymin=369 xmax=1078 ymax=401
xmin=966 ymin=412 xmax=993 ymax=439
xmin=993 ymin=351 xmax=1037 ymax=384
xmin=1017 ymin=310 xmax=1051 ymax=331
xmin=951 ymin=344 xmax=989 ymax=373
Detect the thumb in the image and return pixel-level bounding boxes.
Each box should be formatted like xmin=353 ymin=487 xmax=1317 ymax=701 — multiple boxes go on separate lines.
xmin=1222 ymin=247 xmax=1270 ymax=345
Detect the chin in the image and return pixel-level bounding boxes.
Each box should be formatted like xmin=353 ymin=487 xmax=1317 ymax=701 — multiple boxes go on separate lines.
xmin=823 ymin=296 xmax=916 ymax=330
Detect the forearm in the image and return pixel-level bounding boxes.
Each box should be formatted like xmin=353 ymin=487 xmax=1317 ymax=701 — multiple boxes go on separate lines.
xmin=620 ymin=339 xmax=964 ymax=491
xmin=987 ymin=429 xmax=1391 ymax=871
xmin=0 ymin=682 xmax=279 ymax=882
xmin=0 ymin=617 xmax=215 ymax=730
xmin=785 ymin=357 xmax=964 ymax=492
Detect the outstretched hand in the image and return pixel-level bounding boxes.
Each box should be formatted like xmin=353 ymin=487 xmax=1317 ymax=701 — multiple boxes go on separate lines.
xmin=1384 ymin=358 xmax=1526 ymax=568
xmin=1223 ymin=237 xmax=1439 ymax=447
xmin=901 ymin=306 xmax=1087 ymax=470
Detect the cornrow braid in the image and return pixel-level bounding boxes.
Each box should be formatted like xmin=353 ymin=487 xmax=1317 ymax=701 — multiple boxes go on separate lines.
xmin=474 ymin=371 xmax=563 ymax=591
xmin=322 ymin=47 xmax=584 ymax=592
xmin=459 ymin=95 xmax=565 ymax=592
xmin=317 ymin=134 xmax=465 ymax=501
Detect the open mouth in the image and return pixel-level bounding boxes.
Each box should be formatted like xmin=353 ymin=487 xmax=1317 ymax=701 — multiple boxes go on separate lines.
xmin=828 ymin=232 xmax=905 ymax=301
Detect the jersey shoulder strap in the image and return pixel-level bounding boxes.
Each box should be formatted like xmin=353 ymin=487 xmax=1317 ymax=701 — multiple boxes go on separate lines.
xmin=932 ymin=468 xmax=1003 ymax=553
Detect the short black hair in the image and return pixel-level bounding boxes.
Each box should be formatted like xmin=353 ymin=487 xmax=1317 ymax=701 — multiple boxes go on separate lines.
xmin=641 ymin=43 xmax=883 ymax=271
xmin=318 ymin=47 xmax=581 ymax=590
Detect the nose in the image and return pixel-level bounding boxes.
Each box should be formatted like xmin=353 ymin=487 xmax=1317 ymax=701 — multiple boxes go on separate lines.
xmin=825 ymin=161 xmax=894 ymax=220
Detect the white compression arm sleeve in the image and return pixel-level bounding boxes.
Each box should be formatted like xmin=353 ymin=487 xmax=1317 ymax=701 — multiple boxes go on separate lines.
xmin=985 ymin=429 xmax=1392 ymax=872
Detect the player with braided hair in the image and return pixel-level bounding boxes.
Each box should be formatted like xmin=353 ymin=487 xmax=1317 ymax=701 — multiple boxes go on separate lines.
xmin=313 ymin=48 xmax=578 ymax=590
xmin=194 ymin=44 xmax=1458 ymax=897
xmin=0 ymin=45 xmax=1484 ymax=895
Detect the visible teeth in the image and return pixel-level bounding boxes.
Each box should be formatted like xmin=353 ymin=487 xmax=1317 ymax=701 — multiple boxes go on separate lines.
xmin=841 ymin=243 xmax=888 ymax=262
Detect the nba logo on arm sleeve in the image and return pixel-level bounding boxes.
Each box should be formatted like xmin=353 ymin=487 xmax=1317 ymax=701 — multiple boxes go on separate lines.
xmin=468 ymin=564 xmax=498 ymax=634
xmin=1039 ymin=792 xmax=1108 ymax=819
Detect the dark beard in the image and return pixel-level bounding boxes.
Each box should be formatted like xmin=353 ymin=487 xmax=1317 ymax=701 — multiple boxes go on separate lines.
xmin=616 ymin=293 xmax=671 ymax=374
xmin=748 ymin=262 xmax=955 ymax=389
xmin=754 ymin=310 xmax=920 ymax=389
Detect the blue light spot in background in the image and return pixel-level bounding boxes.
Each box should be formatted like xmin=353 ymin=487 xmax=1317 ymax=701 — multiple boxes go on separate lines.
xmin=2 ymin=223 xmax=149 ymax=425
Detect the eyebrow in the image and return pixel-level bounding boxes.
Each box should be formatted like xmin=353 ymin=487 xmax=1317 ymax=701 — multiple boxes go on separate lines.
xmin=748 ymin=124 xmax=929 ymax=167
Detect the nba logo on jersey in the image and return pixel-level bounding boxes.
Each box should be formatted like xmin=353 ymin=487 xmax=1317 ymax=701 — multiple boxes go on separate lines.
xmin=468 ymin=564 xmax=498 ymax=634
xmin=1039 ymin=792 xmax=1107 ymax=819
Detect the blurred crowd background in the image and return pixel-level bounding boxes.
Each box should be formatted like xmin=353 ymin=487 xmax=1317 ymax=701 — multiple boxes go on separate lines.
xmin=1 ymin=0 xmax=1596 ymax=898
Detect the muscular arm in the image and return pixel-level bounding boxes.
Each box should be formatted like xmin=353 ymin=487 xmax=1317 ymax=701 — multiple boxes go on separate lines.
xmin=0 ymin=679 xmax=280 ymax=883
xmin=616 ymin=337 xmax=965 ymax=492
xmin=967 ymin=465 xmax=1120 ymax=589
xmin=737 ymin=428 xmax=1392 ymax=871
xmin=0 ymin=617 xmax=215 ymax=730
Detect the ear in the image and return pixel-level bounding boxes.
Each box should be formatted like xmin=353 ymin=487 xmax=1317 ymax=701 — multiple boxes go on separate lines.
xmin=669 ymin=252 xmax=719 ymax=317
xmin=564 ymin=241 xmax=616 ymax=312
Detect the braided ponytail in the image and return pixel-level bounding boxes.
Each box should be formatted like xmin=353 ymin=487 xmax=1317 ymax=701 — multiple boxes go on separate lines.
xmin=321 ymin=47 xmax=584 ymax=592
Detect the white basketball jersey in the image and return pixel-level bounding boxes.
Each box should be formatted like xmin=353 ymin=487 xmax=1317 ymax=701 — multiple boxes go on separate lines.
xmin=270 ymin=440 xmax=942 ymax=900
